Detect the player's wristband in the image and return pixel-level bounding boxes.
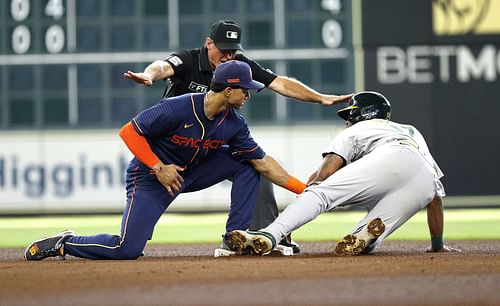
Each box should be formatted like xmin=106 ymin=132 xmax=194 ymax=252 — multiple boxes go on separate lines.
xmin=431 ymin=235 xmax=444 ymax=250
xmin=284 ymin=176 xmax=307 ymax=194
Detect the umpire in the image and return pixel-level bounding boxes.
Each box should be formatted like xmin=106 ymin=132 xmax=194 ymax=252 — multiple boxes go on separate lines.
xmin=124 ymin=20 xmax=352 ymax=253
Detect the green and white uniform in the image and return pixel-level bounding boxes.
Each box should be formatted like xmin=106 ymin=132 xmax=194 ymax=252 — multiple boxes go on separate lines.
xmin=262 ymin=119 xmax=444 ymax=251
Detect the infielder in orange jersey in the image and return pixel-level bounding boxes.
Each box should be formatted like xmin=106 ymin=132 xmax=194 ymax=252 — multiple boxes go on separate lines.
xmin=24 ymin=61 xmax=306 ymax=261
xmin=228 ymin=91 xmax=461 ymax=256
xmin=124 ymin=20 xmax=352 ymax=254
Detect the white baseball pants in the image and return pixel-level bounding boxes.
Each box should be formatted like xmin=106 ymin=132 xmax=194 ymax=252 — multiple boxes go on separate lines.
xmin=263 ymin=143 xmax=437 ymax=250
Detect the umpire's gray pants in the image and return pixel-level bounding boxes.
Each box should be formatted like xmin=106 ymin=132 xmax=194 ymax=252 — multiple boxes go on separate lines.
xmin=249 ymin=176 xmax=278 ymax=230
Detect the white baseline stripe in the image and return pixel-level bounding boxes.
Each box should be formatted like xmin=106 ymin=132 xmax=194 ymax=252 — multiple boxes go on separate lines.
xmin=0 ymin=48 xmax=349 ymax=65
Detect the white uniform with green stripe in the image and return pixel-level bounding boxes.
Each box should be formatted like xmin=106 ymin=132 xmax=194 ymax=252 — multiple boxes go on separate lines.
xmin=262 ymin=119 xmax=444 ymax=250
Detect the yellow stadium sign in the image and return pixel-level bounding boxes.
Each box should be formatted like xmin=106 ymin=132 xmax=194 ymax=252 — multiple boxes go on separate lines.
xmin=433 ymin=0 xmax=500 ymax=35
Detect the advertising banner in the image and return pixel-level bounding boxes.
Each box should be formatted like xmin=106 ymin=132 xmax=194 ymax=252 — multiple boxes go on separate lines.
xmin=0 ymin=127 xmax=338 ymax=214
xmin=360 ymin=0 xmax=500 ymax=196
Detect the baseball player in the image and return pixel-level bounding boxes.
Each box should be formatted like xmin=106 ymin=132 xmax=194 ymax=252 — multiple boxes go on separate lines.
xmin=124 ymin=20 xmax=352 ymax=253
xmin=227 ymin=91 xmax=461 ymax=256
xmin=24 ymin=61 xmax=306 ymax=261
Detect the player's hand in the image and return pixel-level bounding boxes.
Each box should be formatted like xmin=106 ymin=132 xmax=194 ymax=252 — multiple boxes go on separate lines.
xmin=320 ymin=93 xmax=354 ymax=106
xmin=426 ymin=245 xmax=461 ymax=253
xmin=152 ymin=163 xmax=185 ymax=196
xmin=124 ymin=70 xmax=154 ymax=87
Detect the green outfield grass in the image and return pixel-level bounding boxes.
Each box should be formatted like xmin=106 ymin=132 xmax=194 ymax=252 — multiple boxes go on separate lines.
xmin=0 ymin=209 xmax=499 ymax=248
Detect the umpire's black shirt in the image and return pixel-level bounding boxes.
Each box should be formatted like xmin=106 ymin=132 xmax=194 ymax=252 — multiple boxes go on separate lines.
xmin=162 ymin=47 xmax=277 ymax=98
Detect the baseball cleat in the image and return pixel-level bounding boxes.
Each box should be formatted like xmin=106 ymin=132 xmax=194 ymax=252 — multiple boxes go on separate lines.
xmin=334 ymin=218 xmax=386 ymax=256
xmin=277 ymin=234 xmax=300 ymax=254
xmin=228 ymin=230 xmax=276 ymax=256
xmin=214 ymin=234 xmax=243 ymax=257
xmin=272 ymin=244 xmax=294 ymax=256
xmin=24 ymin=230 xmax=75 ymax=261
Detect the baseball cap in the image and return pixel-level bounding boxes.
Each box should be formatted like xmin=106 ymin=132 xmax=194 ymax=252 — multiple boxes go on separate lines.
xmin=213 ymin=61 xmax=264 ymax=90
xmin=209 ymin=20 xmax=244 ymax=51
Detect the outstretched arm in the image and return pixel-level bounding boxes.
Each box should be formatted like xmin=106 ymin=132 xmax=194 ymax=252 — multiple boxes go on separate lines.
xmin=267 ymin=76 xmax=353 ymax=106
xmin=426 ymin=195 xmax=461 ymax=253
xmin=249 ymin=155 xmax=306 ymax=194
xmin=123 ymin=60 xmax=175 ymax=87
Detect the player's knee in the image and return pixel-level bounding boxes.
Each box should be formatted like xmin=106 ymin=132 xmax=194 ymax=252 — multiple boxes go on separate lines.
xmin=114 ymin=243 xmax=145 ymax=260
xmin=119 ymin=250 xmax=143 ymax=260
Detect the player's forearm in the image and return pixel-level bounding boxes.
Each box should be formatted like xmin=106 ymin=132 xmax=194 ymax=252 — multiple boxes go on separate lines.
xmin=427 ymin=195 xmax=444 ymax=236
xmin=250 ymin=155 xmax=306 ymax=194
xmin=268 ymin=76 xmax=323 ymax=104
xmin=308 ymin=154 xmax=345 ymax=185
xmin=306 ymin=171 xmax=318 ymax=185
xmin=251 ymin=155 xmax=289 ymax=185
xmin=426 ymin=195 xmax=445 ymax=249
xmin=144 ymin=60 xmax=171 ymax=81
xmin=119 ymin=122 xmax=161 ymax=168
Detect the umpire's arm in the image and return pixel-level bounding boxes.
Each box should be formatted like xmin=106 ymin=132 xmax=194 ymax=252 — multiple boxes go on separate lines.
xmin=249 ymin=155 xmax=306 ymax=194
xmin=268 ymin=76 xmax=353 ymax=106
xmin=124 ymin=60 xmax=175 ymax=86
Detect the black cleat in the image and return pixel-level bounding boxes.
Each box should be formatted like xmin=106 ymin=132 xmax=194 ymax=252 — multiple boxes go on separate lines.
xmin=24 ymin=230 xmax=75 ymax=261
xmin=278 ymin=234 xmax=300 ymax=254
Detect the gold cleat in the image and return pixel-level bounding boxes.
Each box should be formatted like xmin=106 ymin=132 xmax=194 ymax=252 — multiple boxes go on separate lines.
xmin=228 ymin=230 xmax=275 ymax=256
xmin=334 ymin=218 xmax=386 ymax=256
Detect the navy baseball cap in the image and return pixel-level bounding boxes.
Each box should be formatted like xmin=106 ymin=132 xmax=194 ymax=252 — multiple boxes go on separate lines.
xmin=213 ymin=61 xmax=264 ymax=90
xmin=209 ymin=20 xmax=244 ymax=51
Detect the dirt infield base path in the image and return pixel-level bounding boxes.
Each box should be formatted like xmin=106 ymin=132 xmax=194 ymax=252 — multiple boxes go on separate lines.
xmin=1 ymin=240 xmax=499 ymax=306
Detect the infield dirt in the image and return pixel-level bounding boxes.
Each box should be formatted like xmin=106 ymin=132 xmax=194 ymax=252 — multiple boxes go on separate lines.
xmin=1 ymin=240 xmax=499 ymax=306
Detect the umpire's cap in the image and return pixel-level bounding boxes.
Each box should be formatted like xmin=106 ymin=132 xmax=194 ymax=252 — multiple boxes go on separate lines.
xmin=210 ymin=20 xmax=244 ymax=51
xmin=213 ymin=61 xmax=264 ymax=90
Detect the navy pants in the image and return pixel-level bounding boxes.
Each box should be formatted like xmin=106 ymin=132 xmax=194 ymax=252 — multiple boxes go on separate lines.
xmin=64 ymin=151 xmax=260 ymax=260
